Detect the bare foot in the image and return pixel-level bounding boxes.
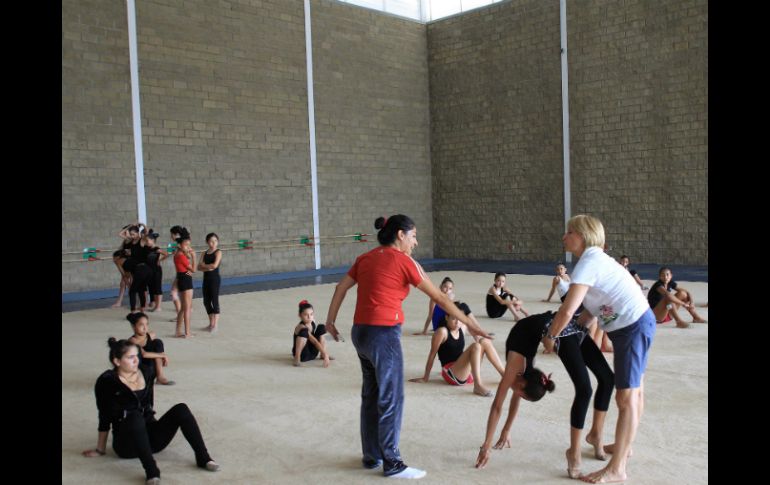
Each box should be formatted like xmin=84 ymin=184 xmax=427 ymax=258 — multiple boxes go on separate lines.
xmin=586 ymin=433 xmax=607 ymax=460
xmin=602 ymin=443 xmax=632 ymax=458
xmin=676 ymin=322 xmax=691 ymax=328
xmin=110 ymin=302 xmax=123 ymax=308
xmin=692 ymin=318 xmax=706 ymax=323
xmin=150 ymin=307 xmax=161 ymax=312
xmin=156 ymin=377 xmax=175 ymax=385
xmin=579 ymin=466 xmax=627 ymax=483
xmin=473 ymin=386 xmax=493 ymax=397
xmin=185 ymin=333 xmax=195 ymax=338
xmin=174 ymin=334 xmax=186 ymax=338
xmin=293 ymin=361 xmax=302 ymax=367
xmin=566 ymin=448 xmax=581 ymax=479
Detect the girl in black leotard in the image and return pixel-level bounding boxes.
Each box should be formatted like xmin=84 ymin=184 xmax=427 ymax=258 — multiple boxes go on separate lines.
xmin=292 ymin=300 xmax=331 ymax=367
xmin=112 ymin=223 xmax=144 ymax=308
xmin=474 ymin=311 xmax=615 ymax=479
xmin=127 ymin=312 xmax=174 ymax=386
xmin=144 ymin=231 xmax=167 ymax=312
xmin=198 ymin=233 xmax=222 ymax=333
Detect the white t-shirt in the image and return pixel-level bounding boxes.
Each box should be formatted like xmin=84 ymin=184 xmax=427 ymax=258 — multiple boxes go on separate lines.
xmin=570 ymin=247 xmax=650 ymax=332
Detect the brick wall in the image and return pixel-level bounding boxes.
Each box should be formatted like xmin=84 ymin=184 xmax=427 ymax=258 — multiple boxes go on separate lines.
xmin=568 ymin=0 xmax=708 ymax=264
xmin=427 ymin=0 xmax=707 ymax=265
xmin=62 ymin=0 xmax=707 ymax=293
xmin=135 ymin=0 xmax=315 ymax=283
xmin=62 ymin=0 xmax=432 ymax=292
xmin=428 ymin=0 xmax=566 ymax=262
xmin=62 ymin=0 xmax=138 ymax=291
xmin=312 ymin=0 xmax=432 ymax=266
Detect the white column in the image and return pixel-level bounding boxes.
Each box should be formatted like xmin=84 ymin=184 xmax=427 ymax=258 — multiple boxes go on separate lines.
xmin=559 ymin=0 xmax=572 ymax=263
xmin=303 ymin=0 xmax=322 ymax=269
xmin=126 ymin=0 xmax=147 ymax=224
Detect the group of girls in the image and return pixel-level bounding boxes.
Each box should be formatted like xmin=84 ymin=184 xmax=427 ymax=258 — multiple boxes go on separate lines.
xmin=112 ymin=224 xmax=223 ymax=337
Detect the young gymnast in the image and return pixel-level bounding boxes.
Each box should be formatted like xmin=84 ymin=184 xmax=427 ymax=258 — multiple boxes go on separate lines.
xmin=475 ymin=311 xmax=614 ymax=478
xmin=292 ymin=300 xmax=332 ymax=367
xmin=198 ymin=233 xmax=222 ymax=332
xmin=111 ymin=223 xmax=143 ymax=308
xmin=486 ymin=272 xmax=529 ymax=321
xmin=413 ymin=277 xmax=485 ymax=336
xmin=619 ymin=255 xmax=648 ymax=291
xmin=410 ymin=302 xmax=505 ymax=397
xmin=542 ymin=263 xmax=571 ymax=303
xmin=167 ymin=226 xmax=187 ymax=317
xmin=173 ymin=235 xmax=196 ymax=338
xmin=647 ymin=266 xmax=706 ymax=328
xmin=475 ymin=312 xmax=557 ymax=468
xmin=144 ymin=231 xmax=167 ymax=312
xmin=83 ymin=339 xmax=218 ymax=484
xmin=127 ymin=312 xmax=174 ymax=386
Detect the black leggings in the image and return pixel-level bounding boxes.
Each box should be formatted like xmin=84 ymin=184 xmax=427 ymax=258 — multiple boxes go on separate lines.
xmin=112 ymin=403 xmax=212 ymax=480
xmin=202 ymin=273 xmax=221 ymax=315
xmin=556 ymin=333 xmax=614 ymax=429
xmin=129 ymin=265 xmax=153 ymax=311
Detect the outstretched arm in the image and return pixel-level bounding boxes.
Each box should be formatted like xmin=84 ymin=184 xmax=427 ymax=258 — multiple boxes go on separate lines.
xmin=415 ymin=300 xmax=436 ymax=335
xmin=325 ymin=274 xmax=357 ymax=341
xmin=410 ymin=328 xmax=445 ymax=382
xmin=543 ymin=277 xmax=558 ymax=302
xmin=475 ymin=352 xmax=524 ymax=468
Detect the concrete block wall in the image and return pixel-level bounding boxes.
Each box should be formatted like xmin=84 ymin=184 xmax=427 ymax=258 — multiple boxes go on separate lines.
xmin=62 ymin=0 xmax=433 ymax=293
xmin=568 ymin=0 xmax=708 ymax=264
xmin=62 ymin=0 xmax=707 ymax=293
xmin=428 ymin=0 xmax=566 ymax=262
xmin=312 ymin=0 xmax=432 ymax=266
xmin=427 ymin=0 xmax=707 ymax=265
xmin=135 ymin=0 xmax=315 ymax=284
xmin=62 ymin=0 xmax=139 ymax=291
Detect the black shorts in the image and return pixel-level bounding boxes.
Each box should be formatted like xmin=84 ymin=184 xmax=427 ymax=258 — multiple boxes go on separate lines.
xmin=176 ymin=273 xmax=193 ymax=291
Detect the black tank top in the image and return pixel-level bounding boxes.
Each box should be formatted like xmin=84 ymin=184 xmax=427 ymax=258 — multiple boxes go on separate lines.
xmin=203 ymin=249 xmax=220 ymax=275
xmin=146 ymin=247 xmax=161 ymax=266
xmin=438 ymin=327 xmax=465 ymax=366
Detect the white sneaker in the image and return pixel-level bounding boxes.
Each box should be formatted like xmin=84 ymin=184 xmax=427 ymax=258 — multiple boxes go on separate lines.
xmin=387 ymin=467 xmax=426 ymax=479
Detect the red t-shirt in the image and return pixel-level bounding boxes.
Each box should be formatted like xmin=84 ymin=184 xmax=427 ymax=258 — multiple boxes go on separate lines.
xmin=347 ymin=246 xmax=426 ymax=326
xmin=174 ymin=252 xmax=191 ymax=273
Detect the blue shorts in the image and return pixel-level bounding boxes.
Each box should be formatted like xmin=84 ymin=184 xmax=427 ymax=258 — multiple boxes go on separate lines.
xmin=607 ymin=309 xmax=656 ymax=389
